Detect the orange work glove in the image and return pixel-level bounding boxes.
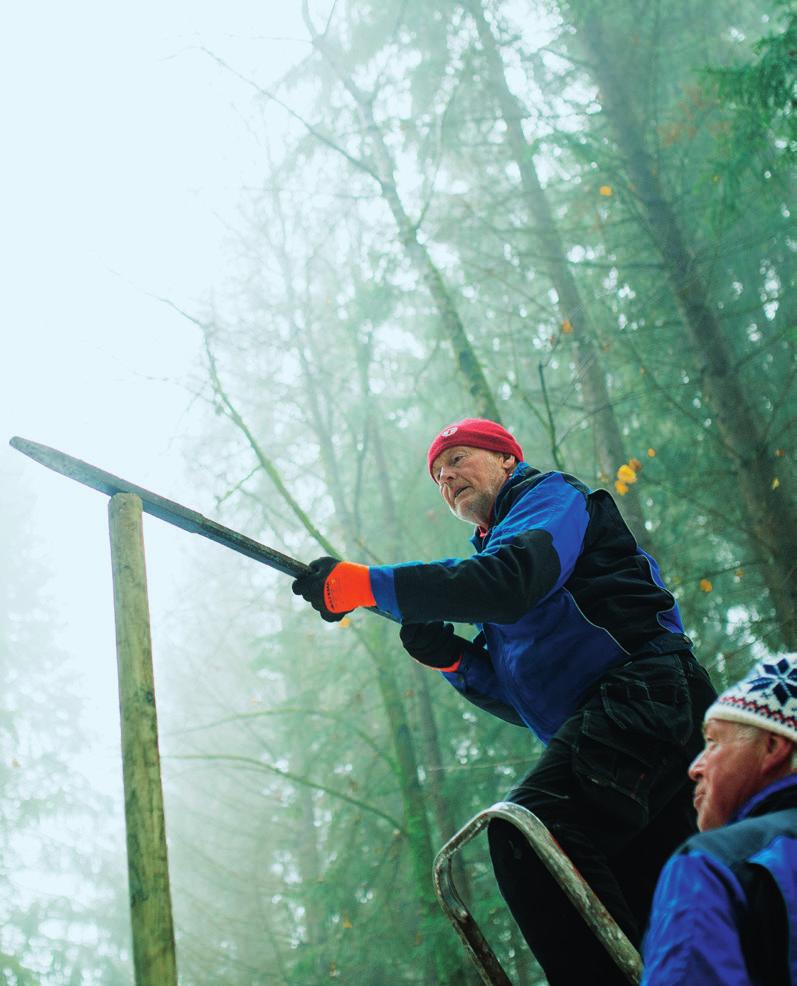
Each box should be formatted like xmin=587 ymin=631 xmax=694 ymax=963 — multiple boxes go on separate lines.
xmin=292 ymin=556 xmax=376 ymax=622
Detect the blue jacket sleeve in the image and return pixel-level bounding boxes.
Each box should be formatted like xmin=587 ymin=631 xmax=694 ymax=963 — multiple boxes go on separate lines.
xmin=641 ymin=851 xmax=752 ymax=986
xmin=369 ymin=473 xmax=589 ymax=623
xmin=442 ymin=633 xmax=526 ymax=727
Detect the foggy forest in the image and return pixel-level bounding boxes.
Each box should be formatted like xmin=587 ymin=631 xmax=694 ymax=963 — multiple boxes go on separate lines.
xmin=3 ymin=0 xmax=796 ymax=983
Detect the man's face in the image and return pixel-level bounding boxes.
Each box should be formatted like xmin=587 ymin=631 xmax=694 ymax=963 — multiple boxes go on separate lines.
xmin=431 ymin=445 xmax=514 ymax=528
xmin=688 ymin=719 xmax=770 ymax=831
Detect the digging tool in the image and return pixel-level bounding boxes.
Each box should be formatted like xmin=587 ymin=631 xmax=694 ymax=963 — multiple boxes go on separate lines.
xmin=9 ymin=436 xmax=396 ymax=621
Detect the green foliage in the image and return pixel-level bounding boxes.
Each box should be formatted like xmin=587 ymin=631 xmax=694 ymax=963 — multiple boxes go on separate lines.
xmin=51 ymin=0 xmax=795 ymax=981
xmin=710 ymin=2 xmax=797 ymax=148
xmin=9 ymin=2 xmax=794 ymax=981
xmin=701 ymin=1 xmax=797 ymax=219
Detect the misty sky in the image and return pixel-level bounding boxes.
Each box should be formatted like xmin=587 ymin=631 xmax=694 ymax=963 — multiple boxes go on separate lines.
xmin=3 ymin=4 xmax=308 ymax=471
xmin=1 ymin=4 xmax=308 ymax=787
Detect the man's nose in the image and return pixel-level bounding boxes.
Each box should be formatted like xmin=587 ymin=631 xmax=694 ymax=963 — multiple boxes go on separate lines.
xmin=688 ymin=749 xmax=705 ymax=781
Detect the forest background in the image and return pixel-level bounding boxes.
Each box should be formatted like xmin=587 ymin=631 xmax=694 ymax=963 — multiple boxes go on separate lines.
xmin=2 ymin=0 xmax=795 ymax=983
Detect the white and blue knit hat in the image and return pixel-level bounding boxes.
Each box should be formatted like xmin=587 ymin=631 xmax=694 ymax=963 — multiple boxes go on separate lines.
xmin=705 ymin=655 xmax=797 ymax=744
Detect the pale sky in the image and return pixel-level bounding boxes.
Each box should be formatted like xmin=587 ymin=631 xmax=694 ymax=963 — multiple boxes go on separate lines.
xmin=1 ymin=4 xmax=310 ymax=788
xmin=2 ymin=3 xmax=308 ymax=467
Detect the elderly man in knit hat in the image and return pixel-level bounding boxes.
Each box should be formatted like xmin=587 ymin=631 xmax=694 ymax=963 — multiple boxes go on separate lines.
xmin=642 ymin=655 xmax=797 ymax=985
xmin=293 ymin=417 xmax=716 ymax=985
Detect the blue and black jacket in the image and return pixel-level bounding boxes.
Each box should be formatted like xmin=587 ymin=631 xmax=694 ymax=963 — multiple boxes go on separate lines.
xmin=642 ymin=774 xmax=797 ymax=985
xmin=370 ymin=463 xmax=689 ymax=744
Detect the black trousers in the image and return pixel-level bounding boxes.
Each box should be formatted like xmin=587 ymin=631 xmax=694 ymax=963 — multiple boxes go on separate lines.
xmin=488 ymin=650 xmax=716 ymax=986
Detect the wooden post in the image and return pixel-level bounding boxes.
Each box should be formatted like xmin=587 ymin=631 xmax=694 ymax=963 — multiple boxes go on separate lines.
xmin=108 ymin=493 xmax=178 ymax=986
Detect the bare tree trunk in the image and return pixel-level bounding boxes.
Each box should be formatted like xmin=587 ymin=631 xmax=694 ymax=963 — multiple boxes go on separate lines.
xmin=368 ymin=621 xmax=468 ymax=984
xmin=575 ymin=8 xmax=797 ymax=645
xmin=293 ymin=346 xmax=469 ymax=980
xmin=195 ymin=316 xmax=466 ymax=978
xmin=468 ymin=0 xmax=648 ymax=538
xmin=303 ymin=4 xmax=503 ymax=425
xmin=373 ymin=152 xmax=503 ymax=422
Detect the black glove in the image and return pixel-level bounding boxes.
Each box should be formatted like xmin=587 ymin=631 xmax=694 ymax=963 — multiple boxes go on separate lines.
xmin=399 ymin=621 xmax=464 ymax=669
xmin=292 ymin=556 xmax=345 ymax=622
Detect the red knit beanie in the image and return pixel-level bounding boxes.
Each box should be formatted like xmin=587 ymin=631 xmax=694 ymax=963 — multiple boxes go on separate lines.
xmin=427 ymin=418 xmax=524 ymax=481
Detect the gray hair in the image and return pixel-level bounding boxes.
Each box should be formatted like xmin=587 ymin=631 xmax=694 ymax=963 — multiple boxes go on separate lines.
xmin=729 ymin=721 xmax=797 ymax=770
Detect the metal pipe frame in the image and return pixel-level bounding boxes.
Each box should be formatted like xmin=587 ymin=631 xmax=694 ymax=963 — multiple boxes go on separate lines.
xmin=433 ymin=801 xmax=642 ymax=986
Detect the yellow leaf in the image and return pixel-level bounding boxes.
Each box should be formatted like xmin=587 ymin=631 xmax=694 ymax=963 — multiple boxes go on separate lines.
xmin=628 ymin=458 xmax=643 ymax=473
xmin=735 ymin=568 xmax=744 ymax=579
xmin=699 ymin=578 xmax=713 ymax=593
xmin=615 ymin=480 xmax=629 ymax=496
xmin=616 ymin=464 xmax=638 ymax=484
xmin=599 ymin=185 xmax=613 ymax=196
xmin=647 ymin=448 xmax=657 ymax=458
xmin=339 ymin=617 xmax=352 ymax=628
xmin=772 ymin=477 xmax=781 ymax=490
xmin=775 ymin=448 xmax=786 ymax=457
xmin=342 ymin=914 xmax=353 ymax=929
xmin=562 ymin=319 xmax=573 ymax=334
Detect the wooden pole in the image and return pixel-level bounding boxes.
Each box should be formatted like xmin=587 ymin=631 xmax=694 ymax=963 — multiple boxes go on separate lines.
xmin=108 ymin=493 xmax=178 ymax=986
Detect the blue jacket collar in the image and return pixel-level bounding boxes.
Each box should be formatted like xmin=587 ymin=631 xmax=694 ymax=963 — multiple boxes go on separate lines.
xmin=469 ymin=462 xmax=536 ymax=547
xmin=733 ymin=773 xmax=797 ymax=823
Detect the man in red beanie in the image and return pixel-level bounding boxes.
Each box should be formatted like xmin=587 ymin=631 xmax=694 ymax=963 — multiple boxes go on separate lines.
xmin=293 ymin=417 xmax=715 ymax=985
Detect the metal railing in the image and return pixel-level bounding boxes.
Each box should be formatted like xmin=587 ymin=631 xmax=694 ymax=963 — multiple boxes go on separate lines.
xmin=433 ymin=801 xmax=642 ymax=986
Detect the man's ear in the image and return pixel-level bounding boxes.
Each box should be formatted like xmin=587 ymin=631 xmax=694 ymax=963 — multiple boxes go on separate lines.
xmin=763 ymin=733 xmax=794 ymax=776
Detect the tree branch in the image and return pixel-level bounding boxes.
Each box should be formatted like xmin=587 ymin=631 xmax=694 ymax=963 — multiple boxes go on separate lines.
xmin=167 ymin=753 xmax=405 ymax=833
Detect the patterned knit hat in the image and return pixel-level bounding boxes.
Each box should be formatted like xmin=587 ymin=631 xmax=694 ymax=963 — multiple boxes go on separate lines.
xmin=427 ymin=418 xmax=524 ymax=481
xmin=705 ymin=655 xmax=797 ymax=744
